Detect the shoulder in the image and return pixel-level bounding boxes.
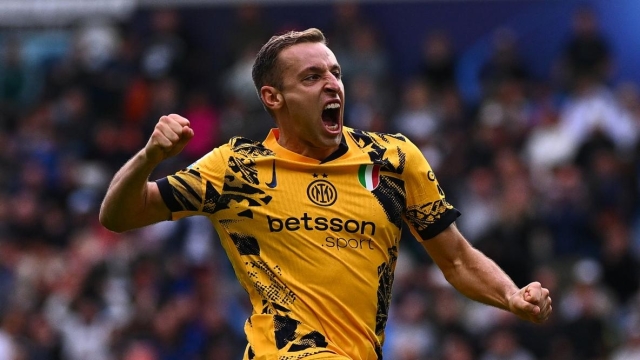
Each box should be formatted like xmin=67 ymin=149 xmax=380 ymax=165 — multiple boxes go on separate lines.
xmin=189 ymin=136 xmax=275 ymax=171
xmin=345 ymin=127 xmax=410 ymax=148
xmin=345 ymin=127 xmax=422 ymax=160
xmin=223 ymin=136 xmax=276 ymax=158
xmin=345 ymin=127 xmax=423 ymax=175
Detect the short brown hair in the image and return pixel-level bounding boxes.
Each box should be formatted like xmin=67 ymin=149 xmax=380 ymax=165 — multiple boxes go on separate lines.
xmin=252 ymin=28 xmax=327 ymax=93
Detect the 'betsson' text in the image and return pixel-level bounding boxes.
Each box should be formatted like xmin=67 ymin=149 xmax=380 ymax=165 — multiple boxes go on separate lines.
xmin=267 ymin=213 xmax=376 ymax=236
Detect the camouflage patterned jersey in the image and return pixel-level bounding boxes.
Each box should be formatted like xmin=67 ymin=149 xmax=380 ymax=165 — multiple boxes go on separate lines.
xmin=156 ymin=127 xmax=460 ymax=360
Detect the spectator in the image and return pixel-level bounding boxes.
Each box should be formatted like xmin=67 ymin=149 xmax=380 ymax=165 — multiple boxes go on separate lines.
xmin=524 ymin=101 xmax=577 ymax=189
xmin=419 ymin=30 xmax=458 ymax=93
xmin=559 ymin=84 xmax=637 ymax=158
xmin=344 ymin=74 xmax=387 ymax=132
xmin=140 ymin=9 xmax=189 ymax=83
xmin=0 ymin=312 xmax=19 ymax=360
xmin=338 ymin=23 xmax=391 ymax=97
xmin=180 ymin=90 xmax=222 ymax=162
xmin=455 ymin=166 xmax=500 ymax=244
xmin=475 ymin=170 xmax=541 ymax=287
xmin=326 ymin=3 xmax=367 ymax=56
xmin=559 ymin=258 xmax=615 ymax=359
xmin=599 ymin=216 xmax=640 ymax=306
xmin=224 ymin=4 xmax=272 ymax=68
xmin=479 ymin=327 xmax=535 ymax=360
xmin=385 ymin=290 xmax=437 ymax=360
xmin=391 ymin=80 xmax=442 ymax=168
xmin=558 ymin=5 xmax=612 ymax=91
xmin=611 ymin=303 xmax=640 ymax=360
xmin=479 ymin=27 xmax=530 ymax=99
xmin=441 ymin=333 xmax=476 ymax=360
xmin=0 ymin=37 xmax=30 ymax=132
xmin=543 ymin=163 xmax=597 ymax=257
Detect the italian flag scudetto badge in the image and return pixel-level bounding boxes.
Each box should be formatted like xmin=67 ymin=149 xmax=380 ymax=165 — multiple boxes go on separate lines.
xmin=358 ymin=164 xmax=380 ymax=190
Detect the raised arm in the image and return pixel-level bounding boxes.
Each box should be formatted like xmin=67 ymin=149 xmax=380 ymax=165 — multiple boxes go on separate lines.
xmin=99 ymin=114 xmax=194 ymax=233
xmin=422 ymin=223 xmax=552 ymax=324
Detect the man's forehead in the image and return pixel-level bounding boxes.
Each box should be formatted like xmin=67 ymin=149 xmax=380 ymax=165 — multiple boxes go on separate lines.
xmin=279 ymin=42 xmax=338 ymax=69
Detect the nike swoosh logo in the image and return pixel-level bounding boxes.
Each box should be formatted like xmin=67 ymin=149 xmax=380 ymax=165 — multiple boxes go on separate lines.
xmin=266 ymin=160 xmax=277 ymax=188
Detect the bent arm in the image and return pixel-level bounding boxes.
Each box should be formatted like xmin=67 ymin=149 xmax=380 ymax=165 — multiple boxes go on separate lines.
xmin=422 ymin=224 xmax=519 ymax=311
xmin=99 ymin=150 xmax=170 ymax=232
xmin=99 ymin=114 xmax=194 ymax=233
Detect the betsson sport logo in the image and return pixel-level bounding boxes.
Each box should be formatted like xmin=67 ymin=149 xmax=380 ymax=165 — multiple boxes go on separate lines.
xmin=267 ymin=213 xmax=376 ymax=251
xmin=266 ymin=173 xmax=376 ymax=251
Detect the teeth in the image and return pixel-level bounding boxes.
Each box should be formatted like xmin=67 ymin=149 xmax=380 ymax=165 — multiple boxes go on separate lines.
xmin=324 ymin=103 xmax=340 ymax=110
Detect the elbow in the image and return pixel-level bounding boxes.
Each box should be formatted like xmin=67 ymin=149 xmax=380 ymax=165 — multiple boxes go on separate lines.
xmin=99 ymin=215 xmax=123 ymax=233
xmin=99 ymin=207 xmax=128 ymax=233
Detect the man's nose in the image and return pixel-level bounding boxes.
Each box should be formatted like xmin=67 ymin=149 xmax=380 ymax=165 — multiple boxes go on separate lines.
xmin=324 ymin=75 xmax=340 ymax=93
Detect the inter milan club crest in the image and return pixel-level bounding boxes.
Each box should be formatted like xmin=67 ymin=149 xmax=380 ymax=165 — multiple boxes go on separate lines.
xmin=307 ymin=173 xmax=337 ymax=207
xmin=358 ymin=164 xmax=380 ymax=191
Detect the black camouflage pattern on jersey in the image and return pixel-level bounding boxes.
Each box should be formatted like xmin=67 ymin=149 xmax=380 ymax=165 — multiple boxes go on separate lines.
xmin=347 ymin=128 xmax=406 ymax=174
xmin=376 ymin=245 xmax=398 ymax=339
xmin=372 ymin=176 xmax=406 ymax=230
xmin=248 ymin=299 xmax=330 ymax=359
xmin=273 ymin=315 xmax=330 ymax=359
xmin=405 ymin=198 xmax=454 ymax=238
xmin=230 ymin=136 xmax=276 ymax=158
xmin=405 ymin=172 xmax=456 ymax=239
xmin=376 ymin=243 xmax=400 ymax=360
xmin=347 ymin=129 xmax=408 ymax=231
xmin=163 ymin=137 xmax=274 ymax=216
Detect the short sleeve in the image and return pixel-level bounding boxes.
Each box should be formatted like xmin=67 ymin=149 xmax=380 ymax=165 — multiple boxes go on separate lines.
xmin=402 ymin=138 xmax=460 ymax=241
xmin=155 ymin=147 xmax=226 ymax=220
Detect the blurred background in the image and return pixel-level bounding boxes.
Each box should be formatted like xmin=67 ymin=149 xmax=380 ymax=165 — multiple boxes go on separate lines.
xmin=1 ymin=0 xmax=640 ymax=359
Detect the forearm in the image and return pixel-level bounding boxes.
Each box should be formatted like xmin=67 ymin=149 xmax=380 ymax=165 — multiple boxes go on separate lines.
xmin=425 ymin=226 xmax=551 ymax=323
xmin=443 ymin=246 xmax=519 ymax=311
xmin=99 ymin=150 xmax=163 ymax=232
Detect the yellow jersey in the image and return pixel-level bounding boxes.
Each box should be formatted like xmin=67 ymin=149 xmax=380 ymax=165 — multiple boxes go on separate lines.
xmin=156 ymin=127 xmax=460 ymax=360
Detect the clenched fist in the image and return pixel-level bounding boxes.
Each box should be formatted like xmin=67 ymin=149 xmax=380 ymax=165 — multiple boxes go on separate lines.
xmin=144 ymin=114 xmax=194 ymax=164
xmin=508 ymin=281 xmax=552 ymax=324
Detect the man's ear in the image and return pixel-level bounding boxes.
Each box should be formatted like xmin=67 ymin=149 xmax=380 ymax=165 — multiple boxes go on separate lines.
xmin=260 ymin=86 xmax=284 ymax=111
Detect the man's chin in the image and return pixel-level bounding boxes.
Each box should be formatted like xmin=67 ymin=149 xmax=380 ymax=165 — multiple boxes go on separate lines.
xmin=322 ymin=131 xmax=342 ymax=145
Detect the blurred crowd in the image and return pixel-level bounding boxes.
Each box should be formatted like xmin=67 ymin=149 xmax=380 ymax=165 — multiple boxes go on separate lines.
xmin=1 ymin=3 xmax=640 ymax=360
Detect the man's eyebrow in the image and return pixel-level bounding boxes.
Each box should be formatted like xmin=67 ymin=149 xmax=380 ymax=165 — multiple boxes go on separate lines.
xmin=301 ymin=65 xmax=324 ymax=74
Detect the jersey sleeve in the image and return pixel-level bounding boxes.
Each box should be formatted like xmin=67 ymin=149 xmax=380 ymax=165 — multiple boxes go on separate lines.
xmin=402 ymin=138 xmax=461 ymax=241
xmin=155 ymin=147 xmax=226 ymax=220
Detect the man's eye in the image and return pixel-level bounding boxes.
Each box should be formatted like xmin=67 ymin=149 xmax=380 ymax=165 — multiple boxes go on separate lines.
xmin=306 ymin=74 xmax=320 ymax=81
xmin=333 ymin=72 xmax=342 ymax=80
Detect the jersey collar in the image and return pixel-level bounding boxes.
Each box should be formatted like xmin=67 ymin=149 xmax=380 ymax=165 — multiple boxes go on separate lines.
xmin=263 ymin=128 xmax=349 ymax=164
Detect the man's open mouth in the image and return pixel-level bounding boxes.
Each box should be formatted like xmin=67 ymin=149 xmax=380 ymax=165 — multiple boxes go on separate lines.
xmin=322 ymin=102 xmax=341 ymax=132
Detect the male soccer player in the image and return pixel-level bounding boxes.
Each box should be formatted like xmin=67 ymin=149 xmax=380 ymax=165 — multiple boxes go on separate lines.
xmin=100 ymin=28 xmax=552 ymax=359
